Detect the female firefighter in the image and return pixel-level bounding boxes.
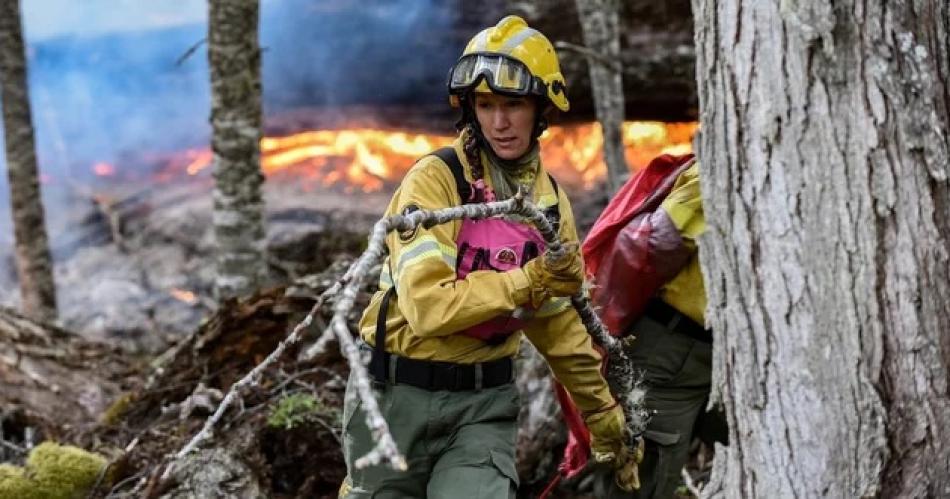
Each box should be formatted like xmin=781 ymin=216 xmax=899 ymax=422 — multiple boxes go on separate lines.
xmin=339 ymin=15 xmax=638 ymax=498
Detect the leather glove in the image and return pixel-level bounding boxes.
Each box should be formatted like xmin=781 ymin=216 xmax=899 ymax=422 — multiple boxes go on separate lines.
xmin=521 ymin=243 xmax=584 ymax=308
xmin=586 ymin=405 xmax=644 ymax=492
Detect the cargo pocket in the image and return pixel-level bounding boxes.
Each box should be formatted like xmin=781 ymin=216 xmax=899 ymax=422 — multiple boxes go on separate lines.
xmin=640 ymin=429 xmax=681 ymax=496
xmin=341 ymin=378 xmax=363 ymax=432
xmin=489 ymin=449 xmax=519 ymax=498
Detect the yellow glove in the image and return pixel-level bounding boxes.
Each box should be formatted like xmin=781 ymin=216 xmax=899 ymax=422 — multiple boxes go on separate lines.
xmin=521 ymin=243 xmax=584 ymax=308
xmin=586 ymin=405 xmax=644 ymax=492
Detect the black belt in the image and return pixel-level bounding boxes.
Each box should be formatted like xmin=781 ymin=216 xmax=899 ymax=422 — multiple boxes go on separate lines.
xmin=369 ymin=349 xmax=513 ymax=391
xmin=643 ymin=298 xmax=712 ymax=343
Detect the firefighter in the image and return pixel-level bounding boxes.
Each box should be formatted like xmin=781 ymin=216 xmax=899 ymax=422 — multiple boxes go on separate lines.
xmin=586 ymin=158 xmax=729 ymax=498
xmin=338 ymin=15 xmax=639 ymax=498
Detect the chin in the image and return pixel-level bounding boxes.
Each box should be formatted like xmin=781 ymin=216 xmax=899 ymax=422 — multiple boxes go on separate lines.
xmin=492 ymin=144 xmax=527 ymax=160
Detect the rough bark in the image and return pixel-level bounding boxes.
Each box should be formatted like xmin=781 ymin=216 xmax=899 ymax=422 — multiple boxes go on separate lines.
xmin=0 ymin=0 xmax=57 ymax=321
xmin=574 ymin=0 xmax=628 ymax=195
xmin=208 ymin=0 xmax=267 ymax=299
xmin=693 ymin=0 xmax=950 ymax=497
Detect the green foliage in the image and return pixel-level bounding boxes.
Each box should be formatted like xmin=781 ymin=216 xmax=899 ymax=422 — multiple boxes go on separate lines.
xmin=267 ymin=393 xmax=338 ymax=430
xmin=0 ymin=442 xmax=107 ymax=499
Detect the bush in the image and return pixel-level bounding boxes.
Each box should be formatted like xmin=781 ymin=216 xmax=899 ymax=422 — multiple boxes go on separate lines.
xmin=267 ymin=393 xmax=337 ymax=430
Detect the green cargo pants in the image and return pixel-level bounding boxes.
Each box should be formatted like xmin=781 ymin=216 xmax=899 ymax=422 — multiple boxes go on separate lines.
xmin=339 ymin=370 xmax=520 ymax=498
xmin=595 ymin=315 xmax=727 ymax=499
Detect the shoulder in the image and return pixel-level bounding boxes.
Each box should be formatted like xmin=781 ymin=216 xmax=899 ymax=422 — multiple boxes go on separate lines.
xmin=396 ymin=152 xmax=462 ymax=208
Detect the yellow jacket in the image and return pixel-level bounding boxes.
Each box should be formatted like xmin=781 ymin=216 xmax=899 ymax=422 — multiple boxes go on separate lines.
xmin=658 ymin=162 xmax=707 ymax=325
xmin=358 ymin=137 xmax=615 ymax=414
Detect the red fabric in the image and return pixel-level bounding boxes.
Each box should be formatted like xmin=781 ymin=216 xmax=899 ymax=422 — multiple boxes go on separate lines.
xmin=539 ymin=154 xmax=694 ymax=498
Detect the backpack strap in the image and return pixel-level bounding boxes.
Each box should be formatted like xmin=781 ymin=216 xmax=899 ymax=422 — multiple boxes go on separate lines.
xmin=544 ymin=173 xmax=561 ymax=234
xmin=369 ymin=286 xmax=396 ymax=383
xmin=431 ymin=147 xmax=472 ymax=204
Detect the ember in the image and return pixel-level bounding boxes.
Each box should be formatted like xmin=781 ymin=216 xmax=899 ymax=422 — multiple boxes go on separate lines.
xmin=169 ymin=288 xmax=199 ymax=305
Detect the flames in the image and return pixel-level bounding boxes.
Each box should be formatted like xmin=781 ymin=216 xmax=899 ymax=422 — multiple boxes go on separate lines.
xmin=169 ymin=288 xmax=198 ymax=305
xmin=100 ymin=121 xmax=696 ymax=192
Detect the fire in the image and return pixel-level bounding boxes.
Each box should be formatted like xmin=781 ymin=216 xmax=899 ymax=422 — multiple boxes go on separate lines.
xmin=169 ymin=288 xmax=198 ymax=305
xmin=163 ymin=121 xmax=696 ymax=191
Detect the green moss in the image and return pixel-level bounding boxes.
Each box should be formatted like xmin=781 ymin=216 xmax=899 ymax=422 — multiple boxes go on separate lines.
xmin=0 ymin=442 xmax=107 ymax=499
xmin=267 ymin=393 xmax=339 ymax=430
xmin=0 ymin=464 xmax=36 ymax=499
xmin=100 ymin=392 xmax=136 ymax=426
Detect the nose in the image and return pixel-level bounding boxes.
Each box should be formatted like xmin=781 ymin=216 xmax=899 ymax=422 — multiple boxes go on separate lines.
xmin=491 ymin=108 xmax=510 ymax=131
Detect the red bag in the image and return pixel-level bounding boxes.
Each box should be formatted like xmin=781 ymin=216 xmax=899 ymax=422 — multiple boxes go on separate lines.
xmin=541 ymin=154 xmax=695 ymax=497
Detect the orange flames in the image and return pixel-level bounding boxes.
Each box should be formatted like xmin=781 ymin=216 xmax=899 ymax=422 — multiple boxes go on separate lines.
xmin=162 ymin=121 xmax=696 ymax=192
xmin=169 ymin=288 xmax=198 ymax=305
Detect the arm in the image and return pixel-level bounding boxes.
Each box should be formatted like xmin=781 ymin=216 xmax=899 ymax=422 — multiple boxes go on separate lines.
xmin=523 ymin=187 xmax=615 ymax=413
xmin=390 ymin=159 xmax=532 ymax=337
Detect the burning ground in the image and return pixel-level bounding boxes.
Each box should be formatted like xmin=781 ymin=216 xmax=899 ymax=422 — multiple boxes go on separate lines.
xmin=0 ymin=119 xmax=698 ymax=497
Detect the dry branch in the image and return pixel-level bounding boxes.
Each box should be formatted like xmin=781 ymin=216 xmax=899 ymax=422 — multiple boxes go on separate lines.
xmin=169 ymin=192 xmax=649 ymax=481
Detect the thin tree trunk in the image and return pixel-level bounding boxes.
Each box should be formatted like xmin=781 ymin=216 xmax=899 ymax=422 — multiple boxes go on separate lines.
xmin=693 ymin=0 xmax=950 ymax=497
xmin=0 ymin=0 xmax=57 ymax=321
xmin=574 ymin=0 xmax=628 ymax=195
xmin=208 ymin=0 xmax=267 ymax=299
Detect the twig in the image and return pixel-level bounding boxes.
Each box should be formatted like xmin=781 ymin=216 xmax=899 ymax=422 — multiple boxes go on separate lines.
xmin=161 ymin=278 xmax=345 ymax=481
xmin=0 ymin=438 xmax=25 ymax=455
xmin=682 ymin=467 xmax=703 ymax=498
xmin=554 ymin=40 xmax=624 ymax=73
xmin=175 ymin=38 xmax=207 ymax=67
xmin=269 ymin=367 xmax=342 ymax=395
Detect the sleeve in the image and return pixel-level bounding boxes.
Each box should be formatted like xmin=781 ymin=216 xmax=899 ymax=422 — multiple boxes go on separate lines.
xmin=659 ymin=162 xmax=703 ymax=246
xmin=522 ymin=187 xmax=616 ymax=414
xmin=390 ymin=159 xmax=533 ymax=337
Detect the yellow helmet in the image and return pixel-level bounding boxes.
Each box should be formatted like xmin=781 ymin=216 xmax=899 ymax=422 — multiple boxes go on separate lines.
xmin=448 ymin=15 xmax=569 ymax=112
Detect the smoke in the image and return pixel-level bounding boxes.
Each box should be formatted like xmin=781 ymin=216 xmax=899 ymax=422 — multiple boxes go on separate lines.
xmin=1 ymin=0 xmax=468 ymax=185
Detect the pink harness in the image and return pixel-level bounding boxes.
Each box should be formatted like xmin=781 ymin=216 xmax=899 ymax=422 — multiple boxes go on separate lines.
xmin=455 ymin=216 xmax=546 ymax=343
xmin=436 ymin=149 xmax=560 ymax=344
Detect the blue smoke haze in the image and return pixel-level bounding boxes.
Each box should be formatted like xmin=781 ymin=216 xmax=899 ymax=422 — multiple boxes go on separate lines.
xmin=1 ymin=0 xmax=467 ymax=184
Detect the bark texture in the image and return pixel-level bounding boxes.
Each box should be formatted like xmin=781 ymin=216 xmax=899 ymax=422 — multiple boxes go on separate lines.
xmin=574 ymin=0 xmax=628 ymax=194
xmin=208 ymin=0 xmax=267 ymax=299
xmin=693 ymin=0 xmax=950 ymax=497
xmin=0 ymin=0 xmax=57 ymax=321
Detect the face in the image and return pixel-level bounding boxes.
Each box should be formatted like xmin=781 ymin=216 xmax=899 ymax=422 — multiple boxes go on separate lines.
xmin=473 ymin=92 xmax=537 ymax=160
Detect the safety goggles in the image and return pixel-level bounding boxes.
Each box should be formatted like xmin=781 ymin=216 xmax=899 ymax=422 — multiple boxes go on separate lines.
xmin=448 ymin=53 xmax=545 ymax=97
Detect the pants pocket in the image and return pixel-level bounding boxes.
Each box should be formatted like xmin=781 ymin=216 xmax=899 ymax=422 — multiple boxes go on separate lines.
xmin=638 ymin=429 xmax=686 ymax=499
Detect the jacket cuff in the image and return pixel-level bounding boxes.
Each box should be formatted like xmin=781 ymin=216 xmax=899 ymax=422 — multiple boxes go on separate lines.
xmin=506 ymin=268 xmax=531 ymax=305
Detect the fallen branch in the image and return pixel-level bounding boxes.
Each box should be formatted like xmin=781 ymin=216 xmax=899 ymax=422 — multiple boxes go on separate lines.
xmin=304 ymin=191 xmax=647 ymax=442
xmin=170 ymin=191 xmax=648 ymax=480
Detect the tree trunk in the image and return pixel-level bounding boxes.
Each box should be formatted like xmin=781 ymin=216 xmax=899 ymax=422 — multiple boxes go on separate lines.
xmin=208 ymin=0 xmax=267 ymax=299
xmin=693 ymin=1 xmax=950 ymax=497
xmin=574 ymin=0 xmax=628 ymax=195
xmin=0 ymin=0 xmax=57 ymax=321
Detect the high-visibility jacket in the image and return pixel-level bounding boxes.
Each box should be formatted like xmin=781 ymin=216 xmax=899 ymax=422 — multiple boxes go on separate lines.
xmin=357 ymin=136 xmax=615 ymax=414
xmin=657 ymin=161 xmax=706 ymax=324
